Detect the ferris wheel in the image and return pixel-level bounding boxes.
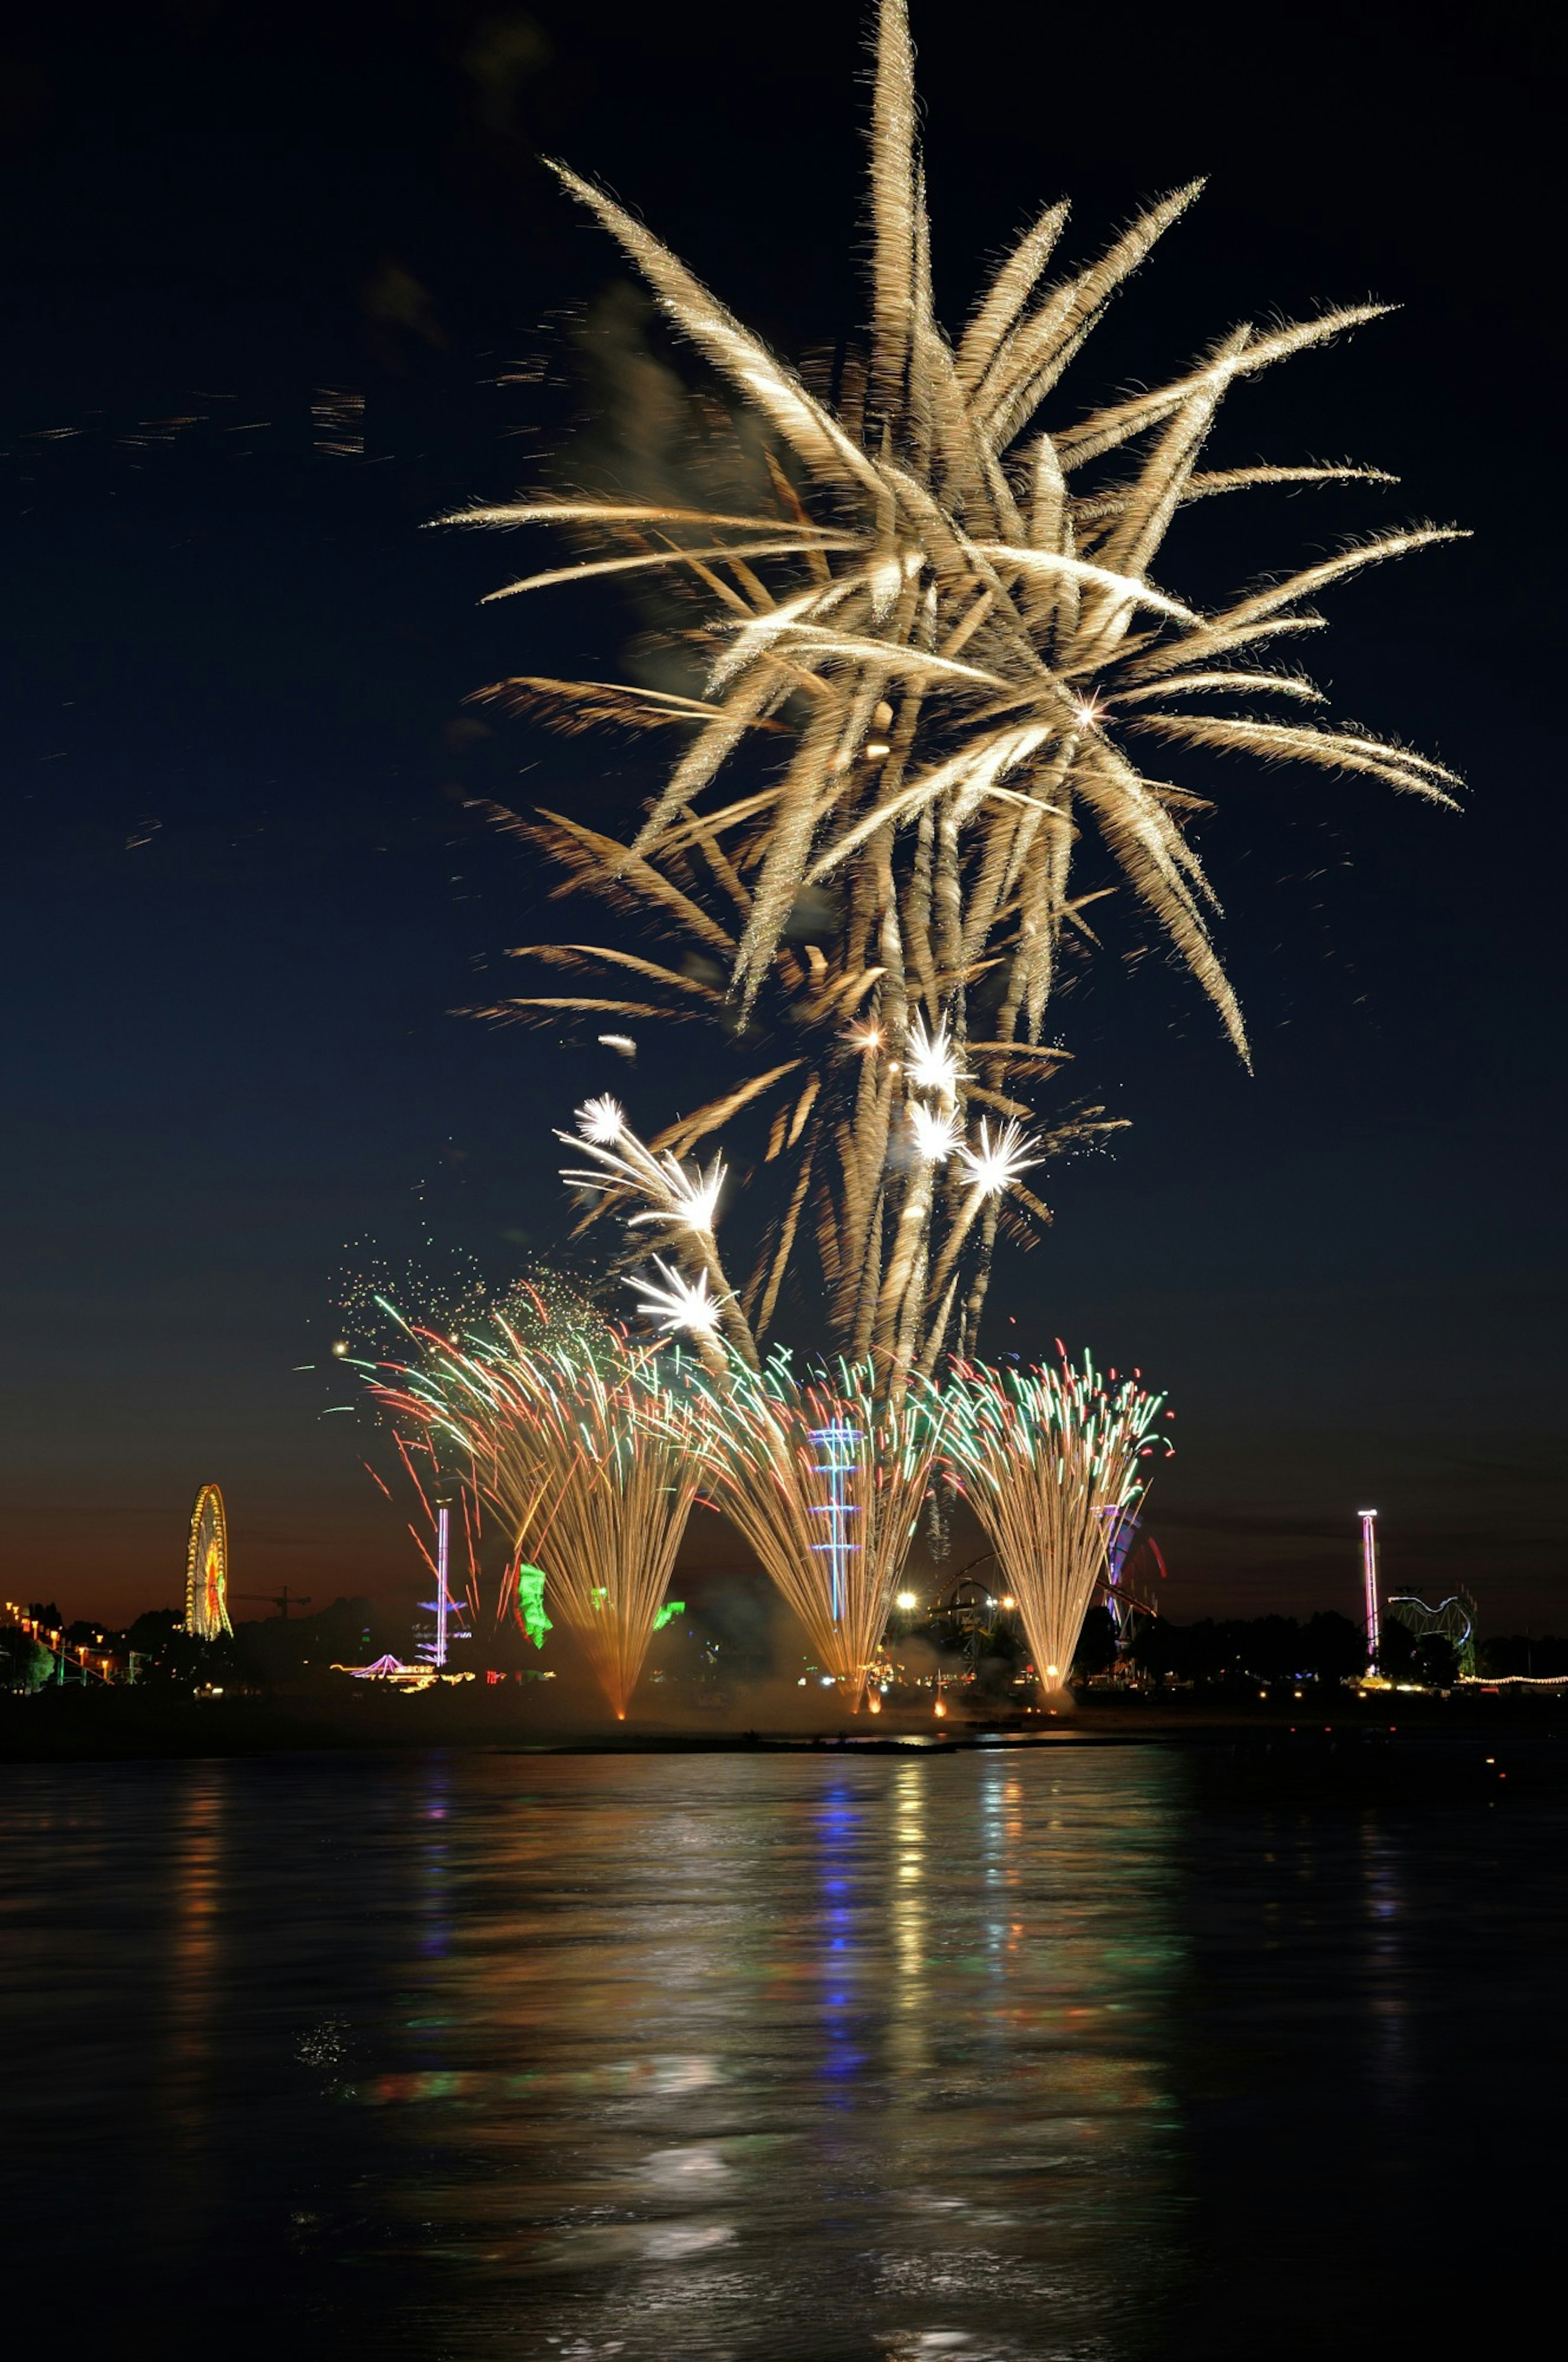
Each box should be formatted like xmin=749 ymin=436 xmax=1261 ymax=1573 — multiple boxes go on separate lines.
xmin=185 ymin=1483 xmax=234 ymax=1640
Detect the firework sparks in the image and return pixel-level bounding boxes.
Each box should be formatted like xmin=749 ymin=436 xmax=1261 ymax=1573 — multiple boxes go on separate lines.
xmin=448 ymin=0 xmax=1460 ymax=1383
xmin=904 ymin=1015 xmax=967 ymax=1098
xmin=629 ymin=1155 xmax=724 ymax=1236
xmin=557 ymin=1098 xmax=757 ymax=1369
xmin=629 ymin=1258 xmax=728 ymax=1344
xmin=577 ymin=1093 xmax=626 ymax=1144
xmin=559 ymin=1122 xmax=724 ymax=1236
xmin=956 ymin=1119 xmax=1042 ymax=1199
xmin=368 ymin=1307 xmax=699 ymax=1720
xmin=908 ymin=1102 xmax=961 ymax=1163
xmin=944 ymin=1353 xmax=1169 ymax=1697
xmin=693 ymin=1353 xmax=944 ymax=1704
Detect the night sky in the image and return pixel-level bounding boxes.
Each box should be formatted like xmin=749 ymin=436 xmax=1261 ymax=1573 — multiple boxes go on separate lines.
xmin=3 ymin=0 xmax=1561 ymax=1632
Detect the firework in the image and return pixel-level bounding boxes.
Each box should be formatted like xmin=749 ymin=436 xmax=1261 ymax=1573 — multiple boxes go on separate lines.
xmin=553 ymin=1053 xmax=1095 ymax=1401
xmin=692 ymin=1352 xmax=943 ymax=1704
xmin=444 ymin=0 xmax=1461 ymax=1378
xmin=367 ymin=1304 xmax=699 ymax=1720
xmin=944 ymin=1354 xmax=1167 ymax=1697
xmin=490 ymin=1344 xmax=698 ymax=1720
xmin=557 ymin=1097 xmax=756 ymax=1367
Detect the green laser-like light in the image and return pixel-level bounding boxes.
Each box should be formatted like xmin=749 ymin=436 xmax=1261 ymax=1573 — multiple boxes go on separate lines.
xmin=516 ymin=1566 xmax=552 ymax=1650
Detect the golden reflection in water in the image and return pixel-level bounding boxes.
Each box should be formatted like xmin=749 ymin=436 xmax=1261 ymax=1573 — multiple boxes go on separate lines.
xmin=890 ymin=1759 xmax=929 ymax=2077
xmin=161 ymin=1766 xmax=228 ymax=2190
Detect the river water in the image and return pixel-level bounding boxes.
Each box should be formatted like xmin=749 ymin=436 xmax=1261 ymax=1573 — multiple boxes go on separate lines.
xmin=4 ymin=1743 xmax=1563 ymax=2358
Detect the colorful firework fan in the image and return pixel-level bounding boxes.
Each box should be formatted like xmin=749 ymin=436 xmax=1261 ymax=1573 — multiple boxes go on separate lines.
xmin=944 ymin=1354 xmax=1169 ymax=1697
xmin=368 ymin=1305 xmax=699 ymax=1720
xmin=485 ymin=1336 xmax=699 ymax=1720
xmin=692 ymin=1352 xmax=944 ymax=1704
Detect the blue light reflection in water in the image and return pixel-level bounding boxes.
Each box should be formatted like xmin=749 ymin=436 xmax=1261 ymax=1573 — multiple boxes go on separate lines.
xmin=815 ymin=1784 xmax=867 ymax=2093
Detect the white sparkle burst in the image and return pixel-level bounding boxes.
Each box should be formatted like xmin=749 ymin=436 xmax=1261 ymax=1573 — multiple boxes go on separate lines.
xmin=957 ymin=1118 xmax=1042 ymax=1198
xmin=909 ymin=1102 xmax=961 ymax=1162
xmin=904 ymin=1015 xmax=967 ymax=1097
xmin=576 ymin=1094 xmax=626 ymax=1144
xmin=628 ymin=1259 xmax=726 ymax=1339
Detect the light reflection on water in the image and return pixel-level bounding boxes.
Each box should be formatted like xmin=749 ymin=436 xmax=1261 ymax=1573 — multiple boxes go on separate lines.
xmin=4 ymin=1745 xmax=1564 ymax=2358
xmin=355 ymin=1751 xmax=1184 ymax=2359
xmin=2 ymin=1751 xmax=1181 ymax=2358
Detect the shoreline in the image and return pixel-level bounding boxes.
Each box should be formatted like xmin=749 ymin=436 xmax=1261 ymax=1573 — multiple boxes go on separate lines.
xmin=5 ymin=1682 xmax=1566 ymax=1769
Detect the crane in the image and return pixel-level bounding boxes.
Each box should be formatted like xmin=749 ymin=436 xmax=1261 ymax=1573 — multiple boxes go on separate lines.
xmin=237 ymin=1588 xmax=313 ymax=1620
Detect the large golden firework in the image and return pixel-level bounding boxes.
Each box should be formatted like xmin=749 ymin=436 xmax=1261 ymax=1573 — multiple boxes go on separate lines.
xmin=452 ymin=0 xmax=1461 ymax=1381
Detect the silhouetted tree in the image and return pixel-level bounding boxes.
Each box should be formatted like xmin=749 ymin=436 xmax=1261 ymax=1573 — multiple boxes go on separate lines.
xmin=0 ymin=1628 xmax=53 ymax=1691
xmin=1478 ymin=1632 xmax=1568 ymax=1679
xmin=1073 ymin=1606 xmax=1118 ymax=1678
xmin=1301 ymin=1612 xmax=1365 ymax=1682
xmin=1413 ymin=1633 xmax=1459 ymax=1687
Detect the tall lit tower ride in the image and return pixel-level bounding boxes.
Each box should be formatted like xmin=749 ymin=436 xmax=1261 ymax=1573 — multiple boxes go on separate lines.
xmin=419 ymin=1498 xmax=453 ymax=1670
xmin=1359 ymin=1510 xmax=1381 ymax=1666
xmin=806 ymin=1420 xmax=861 ymax=1626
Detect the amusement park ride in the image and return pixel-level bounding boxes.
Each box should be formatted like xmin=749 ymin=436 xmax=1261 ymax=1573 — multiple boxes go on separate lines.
xmin=415 ymin=1499 xmax=472 ymax=1670
xmin=333 ymin=1495 xmax=475 ymax=1686
xmin=807 ymin=1422 xmax=860 ymax=1627
xmin=1360 ymin=1510 xmax=1381 ymax=1663
xmin=1359 ymin=1507 xmax=1478 ymax=1677
xmin=1103 ymin=1508 xmax=1166 ymax=1642
xmin=172 ymin=1478 xmax=473 ymax=1685
xmin=923 ymin=1503 xmax=1166 ymax=1679
xmin=1385 ymin=1589 xmax=1479 ymax=1677
xmin=184 ymin=1483 xmax=234 ymax=1640
xmin=146 ymin=1480 xmax=1477 ymax=1697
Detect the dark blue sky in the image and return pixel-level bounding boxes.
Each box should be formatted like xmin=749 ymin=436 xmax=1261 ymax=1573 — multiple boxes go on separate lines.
xmin=1 ymin=0 xmax=1561 ymax=1628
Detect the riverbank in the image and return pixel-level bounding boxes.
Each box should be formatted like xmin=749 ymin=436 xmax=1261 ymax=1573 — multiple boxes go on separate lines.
xmin=4 ymin=1676 xmax=1566 ymax=1769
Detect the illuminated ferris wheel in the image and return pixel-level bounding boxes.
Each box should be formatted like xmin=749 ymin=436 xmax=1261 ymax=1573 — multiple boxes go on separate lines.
xmin=185 ymin=1483 xmax=234 ymax=1640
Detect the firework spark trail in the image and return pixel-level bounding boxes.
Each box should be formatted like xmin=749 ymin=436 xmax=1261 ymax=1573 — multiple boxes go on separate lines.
xmin=484 ymin=1346 xmax=699 ymax=1720
xmin=556 ymin=1095 xmax=758 ymax=1369
xmin=445 ymin=0 xmax=1462 ymax=1382
xmin=552 ymin=1081 xmax=1087 ymax=1415
xmin=944 ymin=1354 xmax=1169 ymax=1696
xmin=691 ymin=1352 xmax=944 ymax=1704
xmin=470 ymin=810 xmax=1110 ymax=1382
xmin=366 ymin=1308 xmax=700 ymax=1720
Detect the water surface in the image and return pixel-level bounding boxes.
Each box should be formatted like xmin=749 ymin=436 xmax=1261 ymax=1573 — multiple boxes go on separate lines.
xmin=4 ymin=1745 xmax=1562 ymax=2357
